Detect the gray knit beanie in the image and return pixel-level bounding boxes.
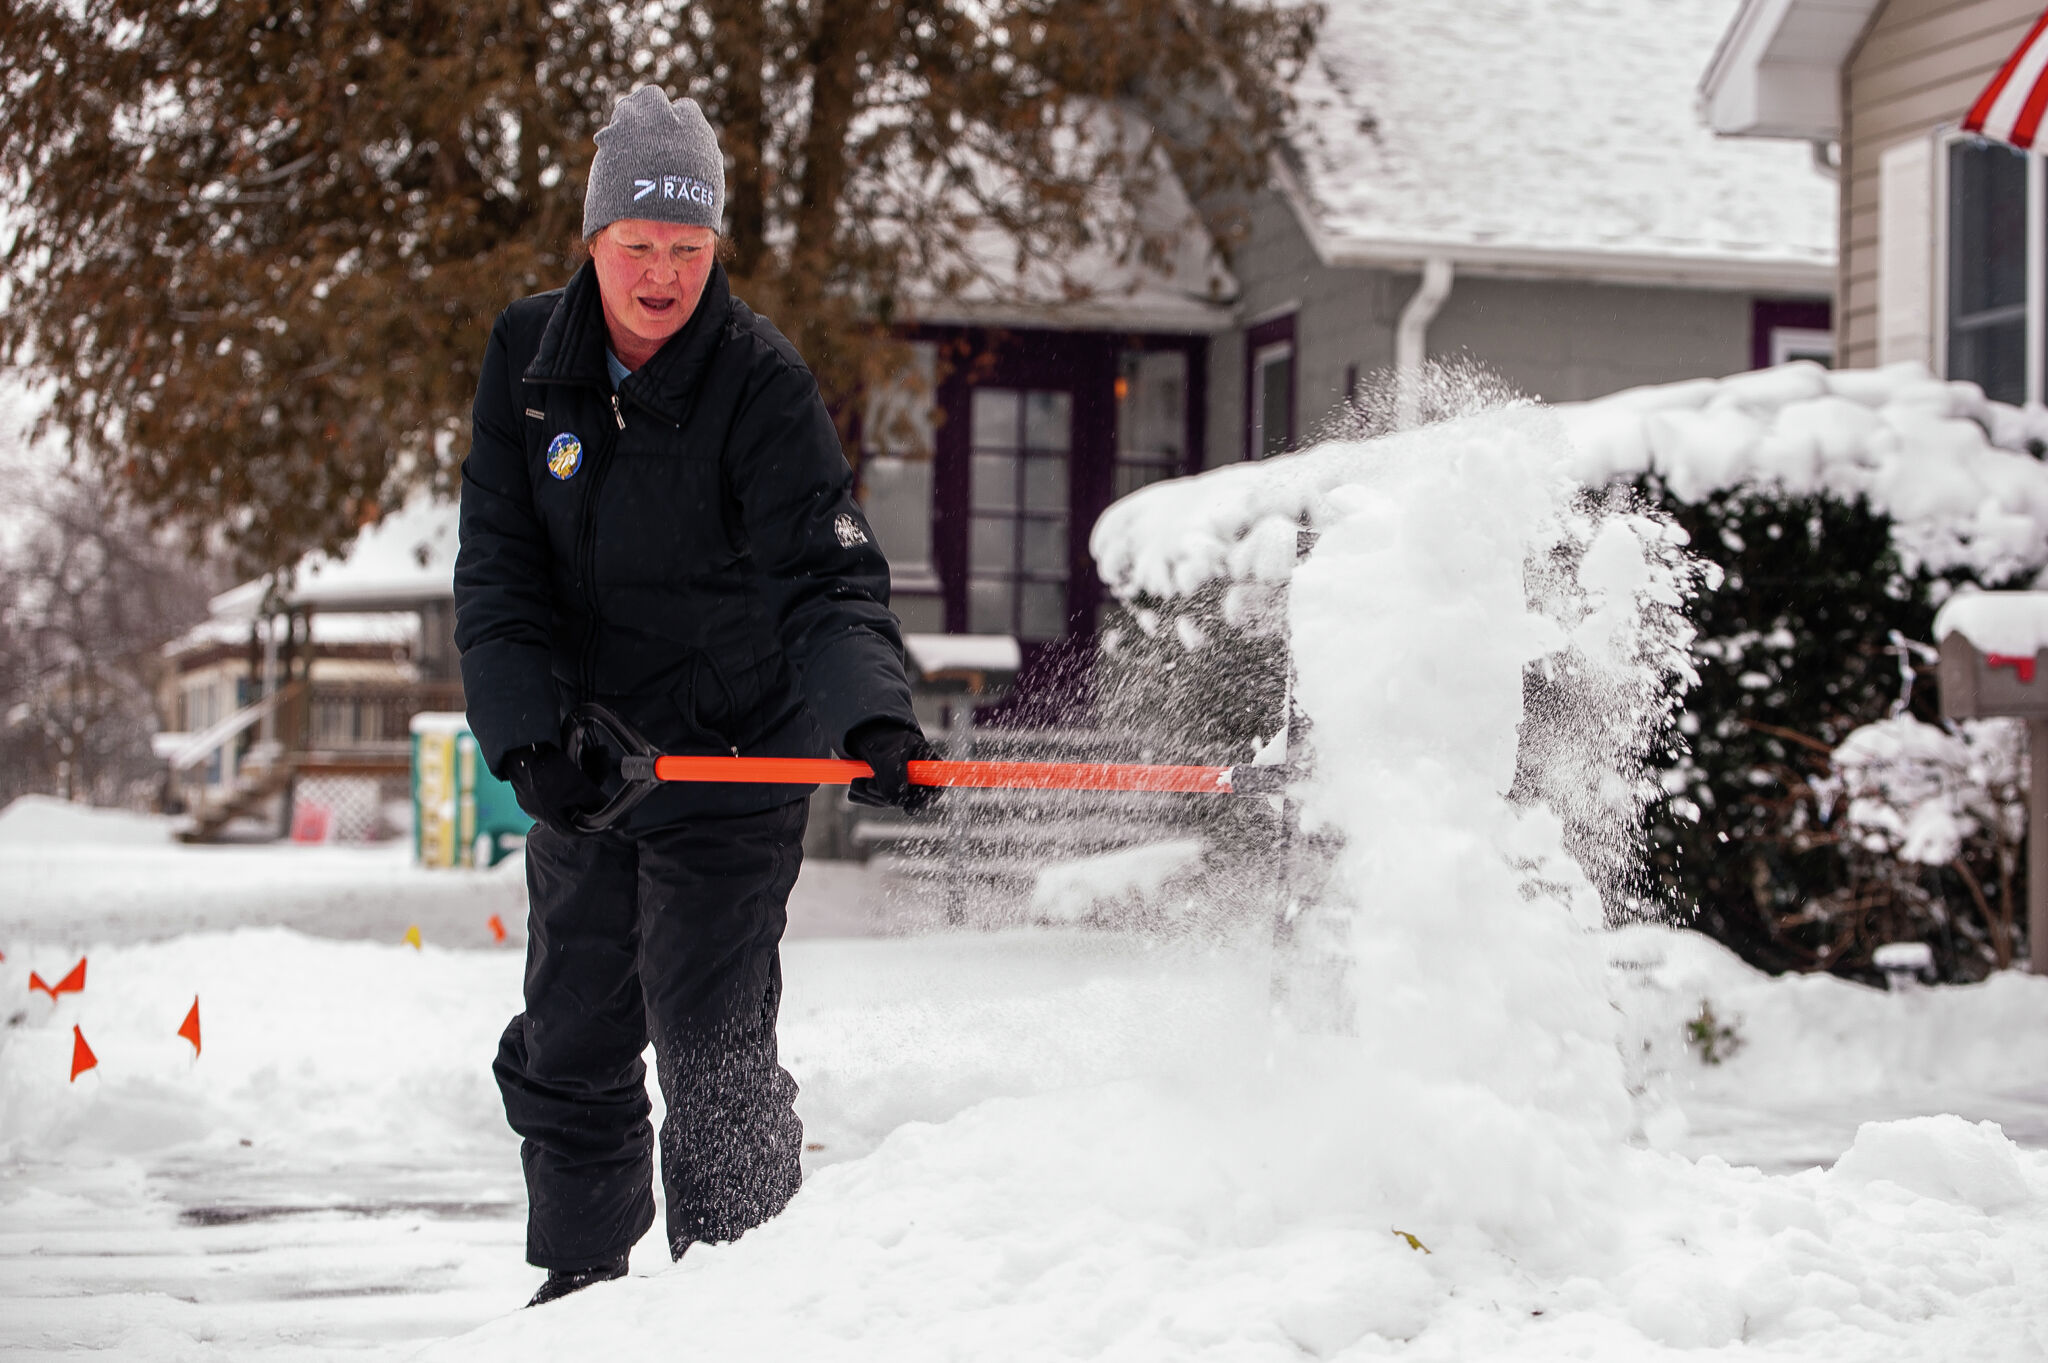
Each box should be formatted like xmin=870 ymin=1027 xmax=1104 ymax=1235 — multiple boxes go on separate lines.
xmin=582 ymin=87 xmax=726 ymax=239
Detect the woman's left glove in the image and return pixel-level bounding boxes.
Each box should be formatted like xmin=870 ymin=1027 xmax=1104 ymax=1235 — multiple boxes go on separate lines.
xmin=504 ymin=742 xmax=608 ymax=833
xmin=845 ymin=720 xmax=941 ymax=814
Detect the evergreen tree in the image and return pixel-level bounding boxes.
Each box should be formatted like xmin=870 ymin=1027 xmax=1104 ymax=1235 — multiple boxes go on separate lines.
xmin=0 ymin=0 xmax=1314 ymax=572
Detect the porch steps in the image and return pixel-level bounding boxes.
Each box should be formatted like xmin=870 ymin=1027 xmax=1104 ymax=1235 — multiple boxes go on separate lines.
xmin=175 ymin=752 xmax=296 ymax=844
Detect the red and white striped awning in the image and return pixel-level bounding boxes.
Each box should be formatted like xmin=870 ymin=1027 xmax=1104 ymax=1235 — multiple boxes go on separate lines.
xmin=1965 ymin=9 xmax=2048 ymax=150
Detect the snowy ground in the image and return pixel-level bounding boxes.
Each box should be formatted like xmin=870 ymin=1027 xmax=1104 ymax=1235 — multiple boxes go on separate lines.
xmin=15 ymin=374 xmax=2048 ymax=1359
xmin=5 ymin=799 xmax=2048 ymax=1360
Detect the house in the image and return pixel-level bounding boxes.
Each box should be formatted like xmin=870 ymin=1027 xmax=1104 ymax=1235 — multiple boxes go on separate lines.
xmin=155 ymin=498 xmax=463 ymax=839
xmin=1701 ymin=0 xmax=2043 ymax=403
xmin=857 ymin=0 xmax=1841 ymax=697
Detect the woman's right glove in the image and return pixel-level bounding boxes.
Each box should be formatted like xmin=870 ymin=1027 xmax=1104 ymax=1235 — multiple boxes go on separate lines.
xmin=503 ymin=742 xmax=608 ymax=833
xmin=845 ymin=720 xmax=941 ymax=814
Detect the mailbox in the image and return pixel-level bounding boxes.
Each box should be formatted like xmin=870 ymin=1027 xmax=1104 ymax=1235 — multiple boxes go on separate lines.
xmin=1935 ymin=591 xmax=2048 ymax=721
xmin=1932 ymin=590 xmax=2048 ymax=974
xmin=1937 ymin=632 xmax=2048 ymax=719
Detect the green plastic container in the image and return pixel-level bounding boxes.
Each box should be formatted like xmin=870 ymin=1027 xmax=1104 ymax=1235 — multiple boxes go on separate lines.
xmin=411 ymin=712 xmax=533 ymax=867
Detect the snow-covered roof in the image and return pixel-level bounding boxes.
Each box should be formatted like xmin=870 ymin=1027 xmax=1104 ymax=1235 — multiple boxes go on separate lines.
xmin=166 ymin=610 xmax=420 ymax=659
xmin=205 ymin=496 xmax=457 ymax=623
xmin=1286 ymin=0 xmax=1837 ymax=289
xmin=287 ymin=496 xmax=457 ymax=609
xmin=890 ymin=104 xmax=1238 ymax=333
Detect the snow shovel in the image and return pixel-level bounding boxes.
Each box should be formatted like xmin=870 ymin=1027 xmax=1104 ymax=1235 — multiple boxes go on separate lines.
xmin=563 ymin=702 xmax=1289 ymax=833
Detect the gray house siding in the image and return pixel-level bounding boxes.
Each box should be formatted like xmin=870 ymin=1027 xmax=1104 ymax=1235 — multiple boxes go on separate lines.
xmin=1215 ymin=190 xmax=1814 ymax=465
xmin=1841 ymin=0 xmax=2038 ymax=368
xmin=1430 ymin=278 xmax=1758 ymax=403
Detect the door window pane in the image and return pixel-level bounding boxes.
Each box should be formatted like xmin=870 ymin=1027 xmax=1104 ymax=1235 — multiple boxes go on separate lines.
xmin=1021 ymin=519 xmax=1066 ymax=574
xmin=969 ymin=516 xmax=1015 ymax=573
xmin=1020 ymin=583 xmax=1067 ymax=639
xmin=1024 ymin=392 xmax=1072 ymax=452
xmin=972 ymin=389 xmax=1021 ymax=450
xmin=1023 ymin=455 xmax=1067 ymax=512
xmin=971 ymin=453 xmax=1018 ymax=512
xmin=968 ymin=578 xmax=1015 ymax=634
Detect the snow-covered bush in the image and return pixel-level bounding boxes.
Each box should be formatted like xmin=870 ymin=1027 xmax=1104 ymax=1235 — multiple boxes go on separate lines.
xmin=1817 ymin=715 xmax=2027 ymax=973
xmin=1559 ymin=361 xmax=2048 ymax=979
xmin=1093 ymin=360 xmax=2048 ymax=979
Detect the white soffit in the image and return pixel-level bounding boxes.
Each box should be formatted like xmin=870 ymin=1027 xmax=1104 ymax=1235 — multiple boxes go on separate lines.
xmin=1701 ymin=0 xmax=1885 ymax=139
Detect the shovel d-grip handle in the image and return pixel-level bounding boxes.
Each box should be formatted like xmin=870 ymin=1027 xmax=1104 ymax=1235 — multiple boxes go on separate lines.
xmin=567 ymin=703 xmax=1286 ymax=834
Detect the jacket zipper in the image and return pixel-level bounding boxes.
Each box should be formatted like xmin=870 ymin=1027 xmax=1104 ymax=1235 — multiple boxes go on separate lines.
xmin=576 ymin=389 xmax=626 ymax=701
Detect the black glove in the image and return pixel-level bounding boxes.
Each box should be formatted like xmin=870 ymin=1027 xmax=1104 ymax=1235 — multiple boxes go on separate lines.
xmin=503 ymin=742 xmax=608 ymax=833
xmin=845 ymin=720 xmax=940 ymax=814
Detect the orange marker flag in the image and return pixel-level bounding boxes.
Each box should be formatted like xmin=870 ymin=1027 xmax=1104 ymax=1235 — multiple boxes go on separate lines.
xmin=30 ymin=957 xmax=86 ymax=1001
xmin=178 ymin=997 xmax=202 ymax=1057
xmin=487 ymin=914 xmax=507 ymax=944
xmin=69 ymin=1025 xmax=97 ymax=1082
xmin=403 ymin=925 xmax=422 ymax=951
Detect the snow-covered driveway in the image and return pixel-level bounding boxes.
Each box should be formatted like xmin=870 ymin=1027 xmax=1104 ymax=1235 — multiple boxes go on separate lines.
xmin=6 ymin=803 xmax=2048 ymax=1360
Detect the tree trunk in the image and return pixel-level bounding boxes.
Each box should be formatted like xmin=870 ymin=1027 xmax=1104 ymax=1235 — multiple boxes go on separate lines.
xmin=709 ymin=0 xmax=768 ymax=278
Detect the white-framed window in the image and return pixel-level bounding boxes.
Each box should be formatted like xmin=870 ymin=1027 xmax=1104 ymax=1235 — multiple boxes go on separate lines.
xmin=859 ymin=342 xmax=943 ymax=632
xmin=1769 ymin=327 xmax=1835 ymax=367
xmin=1250 ymin=340 xmax=1293 ymax=460
xmin=1114 ymin=349 xmax=1187 ymax=499
xmin=1944 ymin=135 xmax=2032 ymax=404
xmin=1918 ymin=129 xmax=2045 ymax=406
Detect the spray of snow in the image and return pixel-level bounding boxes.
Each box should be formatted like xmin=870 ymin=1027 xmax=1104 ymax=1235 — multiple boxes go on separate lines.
xmin=1093 ymin=363 xmax=1709 ymax=1265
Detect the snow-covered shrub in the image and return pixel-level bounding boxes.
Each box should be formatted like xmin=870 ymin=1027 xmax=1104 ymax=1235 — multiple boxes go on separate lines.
xmin=1628 ymin=484 xmax=1958 ymax=975
xmin=1818 ymin=715 xmax=2027 ymax=973
xmin=1561 ymin=362 xmax=2048 ymax=979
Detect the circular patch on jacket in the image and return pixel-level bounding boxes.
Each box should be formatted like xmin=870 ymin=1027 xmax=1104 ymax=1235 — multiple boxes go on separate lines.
xmin=546 ymin=433 xmax=582 ymax=480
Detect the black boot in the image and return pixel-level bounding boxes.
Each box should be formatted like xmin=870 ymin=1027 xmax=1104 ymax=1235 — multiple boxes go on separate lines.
xmin=525 ymin=1254 xmax=629 ymax=1307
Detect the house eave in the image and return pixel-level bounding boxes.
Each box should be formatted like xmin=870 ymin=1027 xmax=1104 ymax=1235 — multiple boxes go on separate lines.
xmin=1275 ymin=160 xmax=1832 ymax=296
xmin=905 ymin=294 xmax=1239 ymax=335
xmin=1698 ymin=0 xmax=1884 ymax=141
xmin=1315 ymin=234 xmax=1836 ymax=294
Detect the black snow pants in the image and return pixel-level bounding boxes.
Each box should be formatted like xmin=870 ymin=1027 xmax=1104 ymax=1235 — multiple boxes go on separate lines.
xmin=494 ymin=800 xmax=808 ymax=1270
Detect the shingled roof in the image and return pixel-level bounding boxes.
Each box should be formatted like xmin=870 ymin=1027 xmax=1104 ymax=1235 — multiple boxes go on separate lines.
xmin=1285 ymin=0 xmax=1838 ymax=290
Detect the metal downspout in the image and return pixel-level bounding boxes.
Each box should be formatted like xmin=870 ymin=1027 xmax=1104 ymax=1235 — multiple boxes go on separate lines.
xmin=1396 ymin=257 xmax=1455 ymax=428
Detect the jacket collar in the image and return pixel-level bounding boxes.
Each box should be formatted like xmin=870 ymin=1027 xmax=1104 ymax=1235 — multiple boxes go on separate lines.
xmin=524 ymin=260 xmax=734 ymax=426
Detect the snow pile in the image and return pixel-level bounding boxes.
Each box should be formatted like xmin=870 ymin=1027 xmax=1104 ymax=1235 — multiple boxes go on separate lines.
xmin=0 ymin=795 xmax=173 ymax=847
xmin=0 ymin=929 xmax=521 ymax=1182
xmin=1934 ymin=589 xmax=2048 ymax=652
xmin=1558 ymin=360 xmax=2048 ymax=582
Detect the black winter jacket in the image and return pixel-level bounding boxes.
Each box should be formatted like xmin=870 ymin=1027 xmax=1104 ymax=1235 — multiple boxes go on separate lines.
xmin=453 ymin=260 xmax=916 ymax=823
